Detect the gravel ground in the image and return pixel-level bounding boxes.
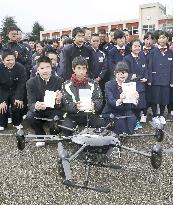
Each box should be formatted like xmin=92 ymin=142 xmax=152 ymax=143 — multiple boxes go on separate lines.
xmin=0 ymin=121 xmax=173 ymax=205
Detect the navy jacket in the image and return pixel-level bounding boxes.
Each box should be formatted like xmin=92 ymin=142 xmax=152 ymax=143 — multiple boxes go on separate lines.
xmin=108 ymin=46 xmax=131 ymax=72
xmin=60 ymin=43 xmax=94 ymax=81
xmin=103 ymin=42 xmax=115 ymax=56
xmin=148 ymin=47 xmax=173 ymax=86
xmin=0 ymin=62 xmax=27 ymax=103
xmin=123 ymin=52 xmax=148 ymax=92
xmin=102 ymin=80 xmax=135 ymax=115
xmin=88 ymin=46 xmax=108 ymax=79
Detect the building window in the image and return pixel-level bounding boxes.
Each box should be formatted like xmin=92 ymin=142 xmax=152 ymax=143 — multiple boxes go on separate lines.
xmin=127 ymin=27 xmax=139 ymax=35
xmin=142 ymin=25 xmax=155 ymax=34
xmin=159 ymin=23 xmax=173 ymax=32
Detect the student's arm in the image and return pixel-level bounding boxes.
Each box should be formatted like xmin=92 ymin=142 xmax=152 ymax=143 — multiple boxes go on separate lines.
xmin=14 ymin=64 xmax=27 ymax=101
xmin=105 ymin=82 xmax=124 ymax=109
xmin=147 ymin=51 xmax=154 ymax=84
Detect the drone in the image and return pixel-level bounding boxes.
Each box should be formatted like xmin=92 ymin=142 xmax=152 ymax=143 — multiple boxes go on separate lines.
xmin=15 ymin=114 xmax=166 ymax=193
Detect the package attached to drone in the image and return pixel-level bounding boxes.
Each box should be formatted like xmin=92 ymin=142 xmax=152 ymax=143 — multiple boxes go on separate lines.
xmin=79 ymin=89 xmax=92 ymax=111
xmin=44 ymin=90 xmax=56 ymax=108
xmin=122 ymin=82 xmax=137 ymax=104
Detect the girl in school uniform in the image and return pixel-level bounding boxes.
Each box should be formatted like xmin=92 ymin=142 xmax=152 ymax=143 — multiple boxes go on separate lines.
xmin=123 ymin=39 xmax=148 ymax=130
xmin=102 ymin=62 xmax=139 ymax=135
xmin=148 ymin=30 xmax=173 ymax=124
xmin=141 ymin=32 xmax=154 ymax=122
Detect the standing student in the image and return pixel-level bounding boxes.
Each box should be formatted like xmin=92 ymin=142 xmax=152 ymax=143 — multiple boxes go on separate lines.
xmin=0 ymin=49 xmax=27 ymax=130
xmin=103 ymin=28 xmax=117 ymax=56
xmin=89 ymin=33 xmax=108 ymax=91
xmin=98 ymin=29 xmax=107 ymax=51
xmin=123 ymin=39 xmax=148 ymax=130
xmin=148 ymin=30 xmax=173 ymax=125
xmin=59 ymin=27 xmax=94 ymax=81
xmin=108 ymin=30 xmax=130 ymax=79
xmin=141 ymin=32 xmax=154 ymax=122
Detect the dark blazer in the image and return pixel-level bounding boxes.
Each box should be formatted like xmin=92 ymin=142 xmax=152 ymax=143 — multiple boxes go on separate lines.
xmin=148 ymin=47 xmax=173 ymax=85
xmin=0 ymin=62 xmax=27 ymax=103
xmin=26 ymin=75 xmax=62 ymax=112
xmin=60 ymin=43 xmax=94 ymax=80
xmin=102 ymin=79 xmax=135 ymax=115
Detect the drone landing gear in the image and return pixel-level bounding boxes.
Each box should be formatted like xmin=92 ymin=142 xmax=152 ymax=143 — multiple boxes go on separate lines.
xmin=58 ymin=143 xmax=113 ymax=193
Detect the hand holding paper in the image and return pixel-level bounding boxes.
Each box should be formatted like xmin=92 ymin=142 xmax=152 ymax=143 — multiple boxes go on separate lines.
xmin=44 ymin=90 xmax=56 ymax=108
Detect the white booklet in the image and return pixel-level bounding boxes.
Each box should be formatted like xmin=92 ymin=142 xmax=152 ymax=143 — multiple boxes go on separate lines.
xmin=79 ymin=89 xmax=92 ymax=111
xmin=122 ymin=82 xmax=137 ymax=104
xmin=44 ymin=90 xmax=56 ymax=108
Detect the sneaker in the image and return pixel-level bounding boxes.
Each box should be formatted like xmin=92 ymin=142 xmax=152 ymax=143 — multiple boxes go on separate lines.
xmin=13 ymin=124 xmax=23 ymax=129
xmin=140 ymin=114 xmax=147 ymax=123
xmin=152 ymin=116 xmax=160 ymax=128
xmin=36 ymin=142 xmax=45 ymax=147
xmin=134 ymin=121 xmax=142 ymax=130
xmin=8 ymin=118 xmax=12 ymax=124
xmin=0 ymin=126 xmax=4 ymax=131
xmin=159 ymin=116 xmax=166 ymax=125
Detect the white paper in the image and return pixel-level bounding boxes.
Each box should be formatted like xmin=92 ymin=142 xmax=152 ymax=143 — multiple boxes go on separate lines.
xmin=79 ymin=89 xmax=92 ymax=111
xmin=44 ymin=90 xmax=56 ymax=108
xmin=122 ymin=82 xmax=137 ymax=104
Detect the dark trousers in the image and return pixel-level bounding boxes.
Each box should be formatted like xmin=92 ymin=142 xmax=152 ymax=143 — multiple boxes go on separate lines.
xmin=27 ymin=109 xmax=62 ymax=135
xmin=0 ymin=97 xmax=24 ymax=127
xmin=61 ymin=113 xmax=105 ymax=136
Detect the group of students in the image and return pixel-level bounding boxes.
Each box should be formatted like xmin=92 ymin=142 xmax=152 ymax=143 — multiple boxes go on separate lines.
xmin=0 ymin=25 xmax=173 ymax=147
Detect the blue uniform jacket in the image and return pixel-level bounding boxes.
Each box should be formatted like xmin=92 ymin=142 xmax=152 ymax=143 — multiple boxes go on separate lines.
xmin=108 ymin=46 xmax=131 ymax=71
xmin=123 ymin=52 xmax=148 ymax=92
xmin=102 ymin=80 xmax=135 ymax=116
xmin=88 ymin=46 xmax=108 ymax=79
xmin=148 ymin=47 xmax=173 ymax=86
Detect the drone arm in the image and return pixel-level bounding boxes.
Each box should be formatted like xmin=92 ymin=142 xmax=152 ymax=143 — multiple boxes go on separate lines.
xmin=121 ymin=145 xmax=151 ymax=157
xmin=69 ymin=144 xmax=88 ymax=162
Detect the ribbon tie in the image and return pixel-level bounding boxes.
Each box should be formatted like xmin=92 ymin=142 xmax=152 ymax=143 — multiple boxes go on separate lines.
xmin=118 ymin=49 xmax=125 ymax=56
xmin=159 ymin=48 xmax=167 ymax=54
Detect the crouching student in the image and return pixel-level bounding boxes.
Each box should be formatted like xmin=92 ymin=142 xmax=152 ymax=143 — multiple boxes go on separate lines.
xmin=0 ymin=49 xmax=27 ymax=130
xmin=26 ymin=56 xmax=63 ymax=147
xmin=102 ymin=62 xmax=139 ymax=135
xmin=62 ymin=56 xmax=104 ymax=135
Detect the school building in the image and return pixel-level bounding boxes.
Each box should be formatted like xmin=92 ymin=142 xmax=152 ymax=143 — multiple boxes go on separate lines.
xmin=40 ymin=2 xmax=173 ymax=41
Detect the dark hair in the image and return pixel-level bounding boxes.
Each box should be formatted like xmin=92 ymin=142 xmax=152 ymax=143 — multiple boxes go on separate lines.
xmin=2 ymin=49 xmax=16 ymax=60
xmin=158 ymin=30 xmax=170 ymax=39
xmin=63 ymin=37 xmax=73 ymax=46
xmin=82 ymin=27 xmax=90 ymax=32
xmin=72 ymin=27 xmax=84 ymax=38
xmin=60 ymin=34 xmax=69 ymax=40
xmin=7 ymin=26 xmax=18 ymax=34
xmin=37 ymin=56 xmax=52 ymax=67
xmin=98 ymin=29 xmax=106 ymax=35
xmin=72 ymin=56 xmax=88 ymax=68
xmin=114 ymin=62 xmax=129 ymax=73
xmin=91 ymin=33 xmax=99 ymax=37
xmin=46 ymin=49 xmax=57 ymax=56
xmin=130 ymin=38 xmax=142 ymax=47
xmin=114 ymin=30 xmax=125 ymax=40
xmin=143 ymin=32 xmax=154 ymax=40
